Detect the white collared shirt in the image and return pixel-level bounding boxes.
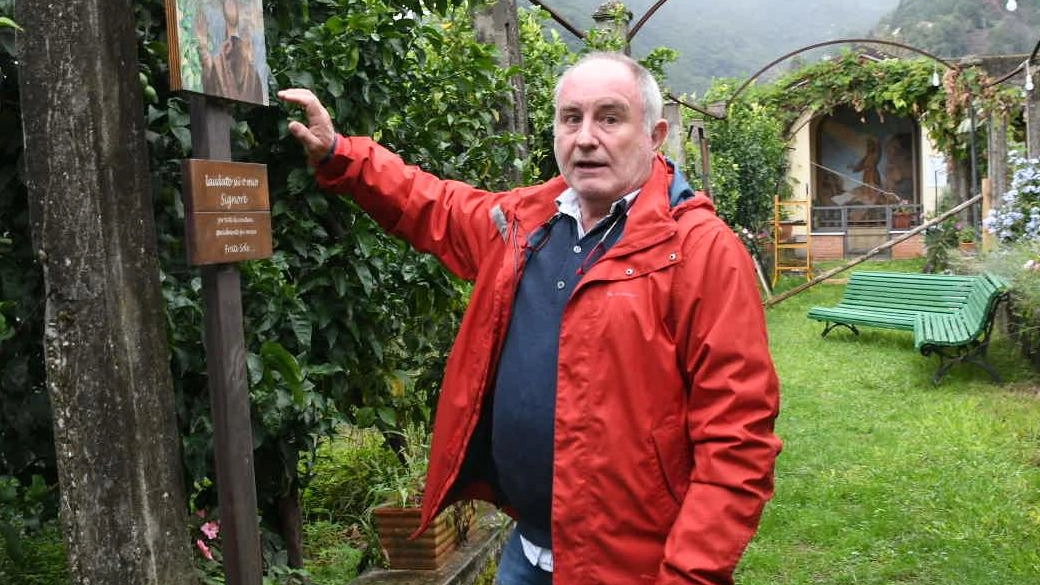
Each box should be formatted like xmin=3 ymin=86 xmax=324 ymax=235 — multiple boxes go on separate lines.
xmin=554 ymin=188 xmax=640 ymax=239
xmin=520 ymin=534 xmax=555 ymax=571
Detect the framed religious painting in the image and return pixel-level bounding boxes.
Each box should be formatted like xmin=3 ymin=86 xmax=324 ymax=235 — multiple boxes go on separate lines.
xmin=166 ymin=0 xmax=269 ymax=106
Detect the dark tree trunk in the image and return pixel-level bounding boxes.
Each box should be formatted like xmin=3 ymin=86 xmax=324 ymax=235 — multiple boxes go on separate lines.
xmin=474 ymin=0 xmax=529 ymax=185
xmin=16 ymin=1 xmax=195 ymax=584
xmin=277 ymin=484 xmax=304 ymax=569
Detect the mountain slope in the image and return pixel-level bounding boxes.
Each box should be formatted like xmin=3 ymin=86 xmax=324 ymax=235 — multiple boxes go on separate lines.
xmin=521 ymin=0 xmax=900 ymax=95
xmin=873 ymin=0 xmax=1040 ymax=59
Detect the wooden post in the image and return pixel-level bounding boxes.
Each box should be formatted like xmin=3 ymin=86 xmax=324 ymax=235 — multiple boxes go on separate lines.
xmin=662 ymin=102 xmax=685 ymax=167
xmin=987 ymin=111 xmax=1008 ymax=205
xmin=189 ymin=94 xmax=263 ymax=585
xmin=981 ymin=178 xmax=995 ymax=253
xmin=1028 ymin=67 xmax=1040 ymax=159
xmin=697 ymin=125 xmax=712 ymax=198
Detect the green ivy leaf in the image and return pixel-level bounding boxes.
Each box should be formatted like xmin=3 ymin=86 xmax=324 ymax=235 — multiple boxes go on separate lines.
xmin=288 ymin=310 xmax=312 ymax=351
xmin=0 ymin=17 xmax=23 ymax=31
xmin=353 ymin=262 xmax=375 ymax=296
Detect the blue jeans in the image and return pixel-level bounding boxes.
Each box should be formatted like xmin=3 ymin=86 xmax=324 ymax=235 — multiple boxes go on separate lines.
xmin=496 ymin=528 xmax=553 ymax=585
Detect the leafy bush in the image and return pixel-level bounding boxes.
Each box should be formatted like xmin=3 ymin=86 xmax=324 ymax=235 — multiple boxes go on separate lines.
xmin=980 ymin=152 xmax=1040 ymax=369
xmin=981 ymin=240 xmax=1040 ymax=369
xmin=364 ymin=424 xmax=432 ymax=509
xmin=300 ymin=428 xmax=408 ymax=572
xmin=518 ymin=6 xmax=572 ymax=180
xmin=302 ymin=429 xmax=402 ymax=524
xmin=190 ymin=509 xmax=315 ymax=585
xmin=0 ymin=474 xmax=65 ymax=585
xmin=686 ymin=93 xmax=789 ymax=235
xmin=923 ymin=217 xmax=963 ymax=273
xmin=0 ymin=523 xmax=67 ymax=585
xmin=0 ymin=0 xmax=52 ymax=500
xmin=302 ymin=521 xmax=364 ymax=585
xmin=144 ymin=0 xmax=506 ymax=549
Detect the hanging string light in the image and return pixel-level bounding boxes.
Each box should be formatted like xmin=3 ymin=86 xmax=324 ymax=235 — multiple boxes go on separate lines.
xmin=1026 ymin=62 xmax=1035 ymax=92
xmin=1007 ymin=0 xmax=1018 ymax=11
xmin=931 ymin=68 xmax=941 ymax=87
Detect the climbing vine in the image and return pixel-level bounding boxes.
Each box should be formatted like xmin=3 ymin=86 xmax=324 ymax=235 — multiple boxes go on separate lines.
xmin=739 ymin=52 xmax=1018 ymax=159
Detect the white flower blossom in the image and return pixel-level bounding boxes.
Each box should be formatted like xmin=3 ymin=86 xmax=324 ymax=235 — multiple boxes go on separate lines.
xmin=987 ymin=151 xmax=1040 ymax=243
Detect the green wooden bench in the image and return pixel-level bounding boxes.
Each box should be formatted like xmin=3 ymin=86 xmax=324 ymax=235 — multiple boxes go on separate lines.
xmin=807 ymin=272 xmax=1009 ymax=383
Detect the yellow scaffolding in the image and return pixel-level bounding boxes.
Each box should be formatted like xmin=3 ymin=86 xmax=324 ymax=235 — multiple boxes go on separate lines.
xmin=773 ymin=195 xmax=813 ymax=285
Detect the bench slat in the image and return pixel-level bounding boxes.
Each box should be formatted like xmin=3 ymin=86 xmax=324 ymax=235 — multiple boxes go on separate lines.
xmin=910 ymin=275 xmax=1008 ymax=350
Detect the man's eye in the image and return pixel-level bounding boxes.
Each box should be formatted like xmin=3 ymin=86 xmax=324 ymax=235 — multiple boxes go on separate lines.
xmin=603 ymin=116 xmax=619 ymax=125
xmin=563 ymin=115 xmax=581 ymax=125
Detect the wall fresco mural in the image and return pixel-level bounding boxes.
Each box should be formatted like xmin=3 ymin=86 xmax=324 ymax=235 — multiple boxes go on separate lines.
xmin=815 ymin=107 xmax=916 ymax=209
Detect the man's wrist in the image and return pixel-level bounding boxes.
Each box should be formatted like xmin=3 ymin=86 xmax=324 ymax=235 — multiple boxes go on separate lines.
xmin=317 ymin=135 xmax=338 ymax=166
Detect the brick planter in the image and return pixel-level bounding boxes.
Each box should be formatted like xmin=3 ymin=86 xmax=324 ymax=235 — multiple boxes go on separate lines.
xmin=373 ymin=504 xmax=476 ymax=570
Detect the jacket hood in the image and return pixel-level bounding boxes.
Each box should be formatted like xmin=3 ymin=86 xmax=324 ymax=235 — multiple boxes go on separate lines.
xmin=667 ymin=158 xmax=695 ymax=206
xmin=665 ymin=156 xmax=714 ymax=219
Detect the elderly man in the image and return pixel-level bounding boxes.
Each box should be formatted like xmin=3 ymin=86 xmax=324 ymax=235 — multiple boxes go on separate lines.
xmin=279 ymin=52 xmax=780 ymax=585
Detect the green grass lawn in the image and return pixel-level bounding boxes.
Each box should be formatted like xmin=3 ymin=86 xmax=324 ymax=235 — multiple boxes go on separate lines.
xmin=737 ymin=260 xmax=1040 ymax=584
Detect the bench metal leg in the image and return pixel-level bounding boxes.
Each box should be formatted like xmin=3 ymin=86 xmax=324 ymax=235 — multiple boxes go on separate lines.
xmin=822 ymin=322 xmax=859 ymax=338
xmin=923 ymin=294 xmax=1007 ymax=385
xmin=923 ymin=342 xmax=1003 ymax=385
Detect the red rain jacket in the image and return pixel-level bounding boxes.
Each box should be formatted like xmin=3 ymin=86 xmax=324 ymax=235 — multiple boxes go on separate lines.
xmin=316 ymin=136 xmax=781 ymax=584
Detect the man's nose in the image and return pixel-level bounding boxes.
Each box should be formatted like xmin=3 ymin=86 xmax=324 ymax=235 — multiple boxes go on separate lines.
xmin=575 ymin=120 xmax=598 ymax=148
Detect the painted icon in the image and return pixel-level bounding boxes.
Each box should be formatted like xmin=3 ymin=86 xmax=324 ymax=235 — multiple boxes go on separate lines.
xmin=166 ymin=0 xmax=268 ymax=106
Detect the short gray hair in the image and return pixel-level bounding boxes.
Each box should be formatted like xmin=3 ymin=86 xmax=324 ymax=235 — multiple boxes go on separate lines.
xmin=553 ymin=52 xmax=664 ymax=133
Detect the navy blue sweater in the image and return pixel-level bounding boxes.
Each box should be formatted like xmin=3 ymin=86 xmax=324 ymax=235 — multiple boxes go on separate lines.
xmin=491 ymin=203 xmax=628 ymax=548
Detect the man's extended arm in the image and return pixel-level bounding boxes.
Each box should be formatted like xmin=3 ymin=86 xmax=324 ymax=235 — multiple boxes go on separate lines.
xmin=279 ymin=88 xmax=503 ymax=280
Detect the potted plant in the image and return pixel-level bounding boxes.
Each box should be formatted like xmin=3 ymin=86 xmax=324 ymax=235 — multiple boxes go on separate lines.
xmin=891 ymin=199 xmax=915 ymax=230
xmin=957 ymin=222 xmax=977 ymax=253
xmin=369 ymin=426 xmax=475 ymax=570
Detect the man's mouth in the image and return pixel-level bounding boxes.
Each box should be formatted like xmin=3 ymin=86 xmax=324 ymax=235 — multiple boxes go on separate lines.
xmin=575 ymin=161 xmax=607 ymax=169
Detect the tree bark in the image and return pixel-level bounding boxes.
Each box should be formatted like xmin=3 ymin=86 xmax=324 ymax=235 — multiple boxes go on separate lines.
xmin=474 ymin=0 xmax=529 ymax=184
xmin=16 ymin=1 xmax=195 ymax=584
xmin=277 ymin=485 xmax=304 ymax=569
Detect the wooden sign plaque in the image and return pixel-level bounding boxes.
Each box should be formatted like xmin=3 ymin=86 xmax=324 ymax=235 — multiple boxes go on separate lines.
xmin=182 ymin=159 xmax=272 ymax=265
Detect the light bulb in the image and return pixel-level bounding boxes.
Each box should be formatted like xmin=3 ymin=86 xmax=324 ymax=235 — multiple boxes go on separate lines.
xmin=1007 ymin=0 xmax=1018 ymax=11
xmin=931 ymin=70 xmax=941 ymax=87
xmin=1027 ymin=72 xmax=1035 ymax=92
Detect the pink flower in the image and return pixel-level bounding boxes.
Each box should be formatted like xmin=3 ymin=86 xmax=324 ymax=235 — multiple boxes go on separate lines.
xmin=201 ymin=521 xmax=220 ymax=540
xmin=195 ymin=538 xmax=214 ymax=561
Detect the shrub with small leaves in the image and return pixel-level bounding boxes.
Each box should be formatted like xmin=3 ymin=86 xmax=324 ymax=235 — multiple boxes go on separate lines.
xmin=923 ymin=217 xmax=963 ymax=273
xmin=981 ymin=239 xmax=1040 ymax=369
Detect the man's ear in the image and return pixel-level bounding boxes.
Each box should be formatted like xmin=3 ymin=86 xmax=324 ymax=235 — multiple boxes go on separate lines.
xmin=650 ymin=119 xmax=669 ymax=151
